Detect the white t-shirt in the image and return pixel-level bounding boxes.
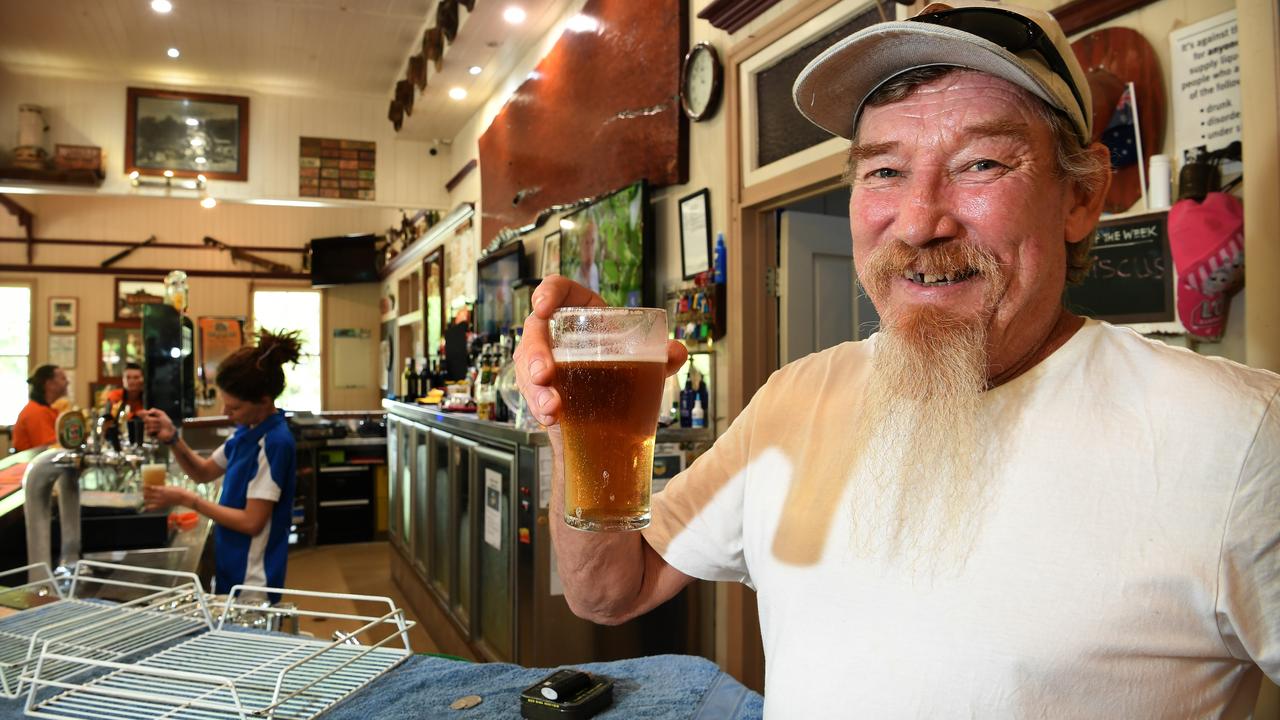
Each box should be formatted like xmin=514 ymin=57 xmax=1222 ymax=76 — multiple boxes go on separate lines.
xmin=643 ymin=320 xmax=1280 ymax=718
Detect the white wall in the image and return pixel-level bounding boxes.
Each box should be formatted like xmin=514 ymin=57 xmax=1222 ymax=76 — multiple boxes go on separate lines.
xmin=0 ymin=194 xmax=395 ymax=412
xmin=0 ymin=67 xmax=452 ymax=209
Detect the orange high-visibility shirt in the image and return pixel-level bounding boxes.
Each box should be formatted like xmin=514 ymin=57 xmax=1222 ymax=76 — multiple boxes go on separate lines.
xmin=13 ymin=400 xmax=58 ymax=451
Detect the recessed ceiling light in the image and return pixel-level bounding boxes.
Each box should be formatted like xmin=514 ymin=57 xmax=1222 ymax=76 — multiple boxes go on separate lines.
xmin=448 ymin=87 xmax=468 ymax=101
xmin=468 ymin=65 xmax=482 ymax=76
xmin=151 ymin=0 xmax=173 ymax=13
xmin=163 ymin=170 xmax=174 ymax=178
xmin=565 ymin=14 xmax=599 ymax=33
xmin=559 ymin=218 xmax=575 ymax=230
xmin=190 ymin=137 xmax=204 ymax=147
xmin=194 ymin=156 xmax=207 ymax=164
xmin=166 ymin=47 xmax=180 ymax=58
xmin=185 ymin=117 xmax=198 ymax=126
xmin=503 ymin=6 xmax=526 ymax=24
xmin=200 ymin=196 xmax=217 ymax=209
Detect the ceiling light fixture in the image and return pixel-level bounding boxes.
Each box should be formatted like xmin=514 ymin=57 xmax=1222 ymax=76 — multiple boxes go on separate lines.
xmin=559 ymin=218 xmax=575 ymax=230
xmin=166 ymin=47 xmax=180 ymax=58
xmin=503 ymin=6 xmax=526 ymax=24
xmin=200 ymin=195 xmax=217 ymax=209
xmin=185 ymin=117 xmax=199 ymax=126
xmin=163 ymin=170 xmax=175 ymax=178
xmin=448 ymin=87 xmax=468 ymax=101
xmin=151 ymin=0 xmax=172 ymax=13
xmin=468 ymin=65 xmax=482 ymax=76
xmin=194 ymin=156 xmax=207 ymax=164
xmin=565 ymin=14 xmax=599 ymax=33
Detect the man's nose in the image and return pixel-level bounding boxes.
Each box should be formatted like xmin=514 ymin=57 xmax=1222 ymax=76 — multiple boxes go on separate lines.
xmin=893 ymin=171 xmax=959 ymax=248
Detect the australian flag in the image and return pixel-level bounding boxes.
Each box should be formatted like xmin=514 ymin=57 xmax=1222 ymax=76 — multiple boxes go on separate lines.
xmin=1101 ymin=83 xmax=1141 ymax=169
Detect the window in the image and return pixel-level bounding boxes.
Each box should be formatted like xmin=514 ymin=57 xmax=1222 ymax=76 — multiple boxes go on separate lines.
xmin=252 ymin=289 xmax=322 ymax=412
xmin=0 ymin=286 xmax=32 ymax=425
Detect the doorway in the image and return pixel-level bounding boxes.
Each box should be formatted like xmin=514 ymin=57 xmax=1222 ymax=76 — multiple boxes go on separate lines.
xmin=774 ymin=186 xmax=880 ymax=368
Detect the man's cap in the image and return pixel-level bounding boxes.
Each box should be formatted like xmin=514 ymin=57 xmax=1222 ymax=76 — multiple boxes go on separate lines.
xmin=792 ymin=1 xmax=1092 ymax=144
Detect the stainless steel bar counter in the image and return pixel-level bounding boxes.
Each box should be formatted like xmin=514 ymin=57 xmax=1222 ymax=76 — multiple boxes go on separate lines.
xmin=381 ymin=399 xmax=715 ymax=670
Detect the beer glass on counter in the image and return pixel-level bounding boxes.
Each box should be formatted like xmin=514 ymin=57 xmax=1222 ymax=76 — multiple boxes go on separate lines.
xmin=550 ymin=307 xmax=667 ymax=531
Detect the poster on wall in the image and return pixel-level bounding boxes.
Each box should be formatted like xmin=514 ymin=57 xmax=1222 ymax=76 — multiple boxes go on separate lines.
xmin=1169 ymin=10 xmax=1241 ymax=182
xmin=198 ymin=317 xmax=245 ymax=391
xmin=300 ymin=137 xmax=375 ymax=201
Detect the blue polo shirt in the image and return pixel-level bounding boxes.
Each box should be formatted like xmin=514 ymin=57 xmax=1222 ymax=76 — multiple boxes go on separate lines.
xmin=209 ymin=410 xmax=295 ymax=599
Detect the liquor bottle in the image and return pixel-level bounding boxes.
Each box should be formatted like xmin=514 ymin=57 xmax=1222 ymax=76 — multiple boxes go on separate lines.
xmin=418 ymin=357 xmax=432 ymax=393
xmin=403 ymin=357 xmax=418 ymax=401
xmin=691 ymin=397 xmax=706 ymax=429
xmin=680 ymin=374 xmax=694 ymax=428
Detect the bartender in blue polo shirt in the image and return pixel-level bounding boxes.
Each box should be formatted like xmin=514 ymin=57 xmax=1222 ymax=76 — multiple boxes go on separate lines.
xmin=141 ymin=330 xmax=300 ymax=596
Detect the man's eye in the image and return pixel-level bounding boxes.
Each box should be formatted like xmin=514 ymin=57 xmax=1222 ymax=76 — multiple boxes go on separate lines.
xmin=866 ymin=167 xmax=900 ymax=179
xmin=968 ymin=159 xmax=1004 ymax=172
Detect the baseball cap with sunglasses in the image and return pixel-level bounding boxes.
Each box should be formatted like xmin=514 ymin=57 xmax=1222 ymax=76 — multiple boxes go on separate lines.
xmin=792 ymin=1 xmax=1092 ymax=145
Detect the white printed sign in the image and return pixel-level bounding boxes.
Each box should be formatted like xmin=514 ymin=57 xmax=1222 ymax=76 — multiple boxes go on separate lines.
xmin=1169 ymin=11 xmax=1241 ymax=172
xmin=484 ymin=468 xmax=502 ymax=551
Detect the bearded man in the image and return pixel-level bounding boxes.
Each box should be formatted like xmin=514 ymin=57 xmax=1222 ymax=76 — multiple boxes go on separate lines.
xmin=514 ymin=2 xmax=1279 ymax=716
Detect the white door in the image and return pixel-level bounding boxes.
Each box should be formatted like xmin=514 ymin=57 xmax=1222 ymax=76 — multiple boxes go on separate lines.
xmin=779 ymin=210 xmax=873 ymax=364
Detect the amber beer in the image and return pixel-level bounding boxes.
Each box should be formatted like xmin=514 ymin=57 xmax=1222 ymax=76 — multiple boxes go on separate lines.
xmin=142 ymin=463 xmax=167 ymax=488
xmin=550 ymin=307 xmax=668 ymax=531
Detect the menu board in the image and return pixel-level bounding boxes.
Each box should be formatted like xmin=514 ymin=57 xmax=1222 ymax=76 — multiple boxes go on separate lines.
xmin=1064 ymin=211 xmax=1173 ymax=324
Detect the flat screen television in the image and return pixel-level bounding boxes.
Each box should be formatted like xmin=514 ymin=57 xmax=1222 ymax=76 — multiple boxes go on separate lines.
xmin=310 ymin=234 xmax=379 ymax=287
xmin=560 ymin=180 xmax=650 ymax=307
xmin=475 ymin=240 xmax=525 ymax=339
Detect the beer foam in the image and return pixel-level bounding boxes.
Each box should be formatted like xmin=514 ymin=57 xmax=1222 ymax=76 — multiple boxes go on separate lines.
xmin=552 ymin=349 xmax=667 ymax=363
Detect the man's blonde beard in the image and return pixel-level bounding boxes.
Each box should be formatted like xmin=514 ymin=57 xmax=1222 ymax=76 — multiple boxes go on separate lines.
xmin=851 ymin=242 xmax=1007 ymax=569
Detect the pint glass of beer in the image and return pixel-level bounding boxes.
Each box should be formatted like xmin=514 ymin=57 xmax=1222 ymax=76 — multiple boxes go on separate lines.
xmin=550 ymin=307 xmax=667 ymax=531
xmin=141 ymin=463 xmax=167 ymax=488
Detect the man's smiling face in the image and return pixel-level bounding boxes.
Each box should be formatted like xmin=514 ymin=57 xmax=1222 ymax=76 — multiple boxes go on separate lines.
xmin=848 ymin=69 xmax=1083 ymax=377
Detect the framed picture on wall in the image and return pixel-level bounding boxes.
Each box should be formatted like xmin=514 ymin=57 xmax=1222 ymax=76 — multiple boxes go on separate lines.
xmin=541 ymin=231 xmax=561 ymax=278
xmin=126 ymin=87 xmax=250 ymax=181
xmin=114 ymin=278 xmax=166 ymax=320
xmin=49 ymin=297 xmax=78 ymax=333
xmin=678 ymin=188 xmax=712 ymax=279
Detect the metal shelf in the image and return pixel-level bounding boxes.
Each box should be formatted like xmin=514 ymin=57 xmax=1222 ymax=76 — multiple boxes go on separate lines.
xmin=24 ymin=585 xmax=414 ymax=720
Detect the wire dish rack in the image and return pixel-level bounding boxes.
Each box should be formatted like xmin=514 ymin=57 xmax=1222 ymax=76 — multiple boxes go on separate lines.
xmin=24 ymin=584 xmax=416 ymax=720
xmin=0 ymin=560 xmax=212 ymax=700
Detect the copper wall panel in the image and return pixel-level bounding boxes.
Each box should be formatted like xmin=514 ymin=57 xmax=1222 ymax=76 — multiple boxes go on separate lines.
xmin=478 ymin=0 xmax=686 ymax=244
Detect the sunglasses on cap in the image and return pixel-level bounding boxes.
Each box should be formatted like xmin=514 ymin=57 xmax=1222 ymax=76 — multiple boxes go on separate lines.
xmin=909 ymin=7 xmax=1087 ymax=127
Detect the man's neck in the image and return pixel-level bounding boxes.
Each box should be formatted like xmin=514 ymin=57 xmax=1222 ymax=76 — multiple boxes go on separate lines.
xmin=987 ymin=308 xmax=1085 ymax=388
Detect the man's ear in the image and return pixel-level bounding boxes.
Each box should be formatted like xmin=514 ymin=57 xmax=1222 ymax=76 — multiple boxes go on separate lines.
xmin=1065 ymin=143 xmax=1113 ymax=245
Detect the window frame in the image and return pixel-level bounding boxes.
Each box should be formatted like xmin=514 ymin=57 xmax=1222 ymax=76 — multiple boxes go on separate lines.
xmin=0 ymin=282 xmax=35 ymax=427
xmin=250 ymin=284 xmax=325 ymax=412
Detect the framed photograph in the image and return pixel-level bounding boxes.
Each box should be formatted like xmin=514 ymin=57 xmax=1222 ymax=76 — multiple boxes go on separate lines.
xmin=678 ymin=188 xmax=712 ymax=279
xmin=115 ymin=278 xmax=166 ymax=321
xmin=48 ymin=335 xmax=76 ymax=368
xmin=541 ymin=231 xmax=561 ymax=278
xmin=49 ymin=297 xmax=77 ymax=333
xmin=126 ymin=87 xmax=250 ymax=181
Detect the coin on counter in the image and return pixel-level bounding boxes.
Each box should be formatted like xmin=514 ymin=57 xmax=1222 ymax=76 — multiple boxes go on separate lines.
xmin=450 ymin=695 xmax=483 ymax=710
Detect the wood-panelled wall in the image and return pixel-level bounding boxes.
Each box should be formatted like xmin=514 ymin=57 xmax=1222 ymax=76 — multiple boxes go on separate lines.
xmin=0 ymin=67 xmax=452 ymax=209
xmin=0 ymin=195 xmax=390 ymax=413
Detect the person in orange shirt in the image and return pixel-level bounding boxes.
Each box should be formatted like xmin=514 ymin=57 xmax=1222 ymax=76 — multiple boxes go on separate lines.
xmin=103 ymin=362 xmax=144 ymax=419
xmin=13 ymin=365 xmax=69 ymax=451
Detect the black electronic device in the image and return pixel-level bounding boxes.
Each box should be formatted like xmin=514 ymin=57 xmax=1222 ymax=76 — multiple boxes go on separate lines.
xmin=519 ymin=669 xmax=613 ymax=719
xmin=475 ymin=240 xmax=525 ymax=340
xmin=142 ymin=304 xmax=195 ymax=427
xmin=310 ymin=234 xmax=380 ymax=287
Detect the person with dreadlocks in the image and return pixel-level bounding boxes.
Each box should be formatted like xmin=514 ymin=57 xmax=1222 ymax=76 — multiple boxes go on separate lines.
xmin=141 ymin=329 xmax=301 ymax=596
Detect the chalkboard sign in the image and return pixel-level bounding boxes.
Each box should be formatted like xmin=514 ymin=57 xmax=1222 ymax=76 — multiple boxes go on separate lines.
xmin=1064 ymin=211 xmax=1173 ymax=323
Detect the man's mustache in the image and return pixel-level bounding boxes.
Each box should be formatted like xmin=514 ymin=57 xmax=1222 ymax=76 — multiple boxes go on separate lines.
xmin=859 ymin=241 xmax=1005 ymax=299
